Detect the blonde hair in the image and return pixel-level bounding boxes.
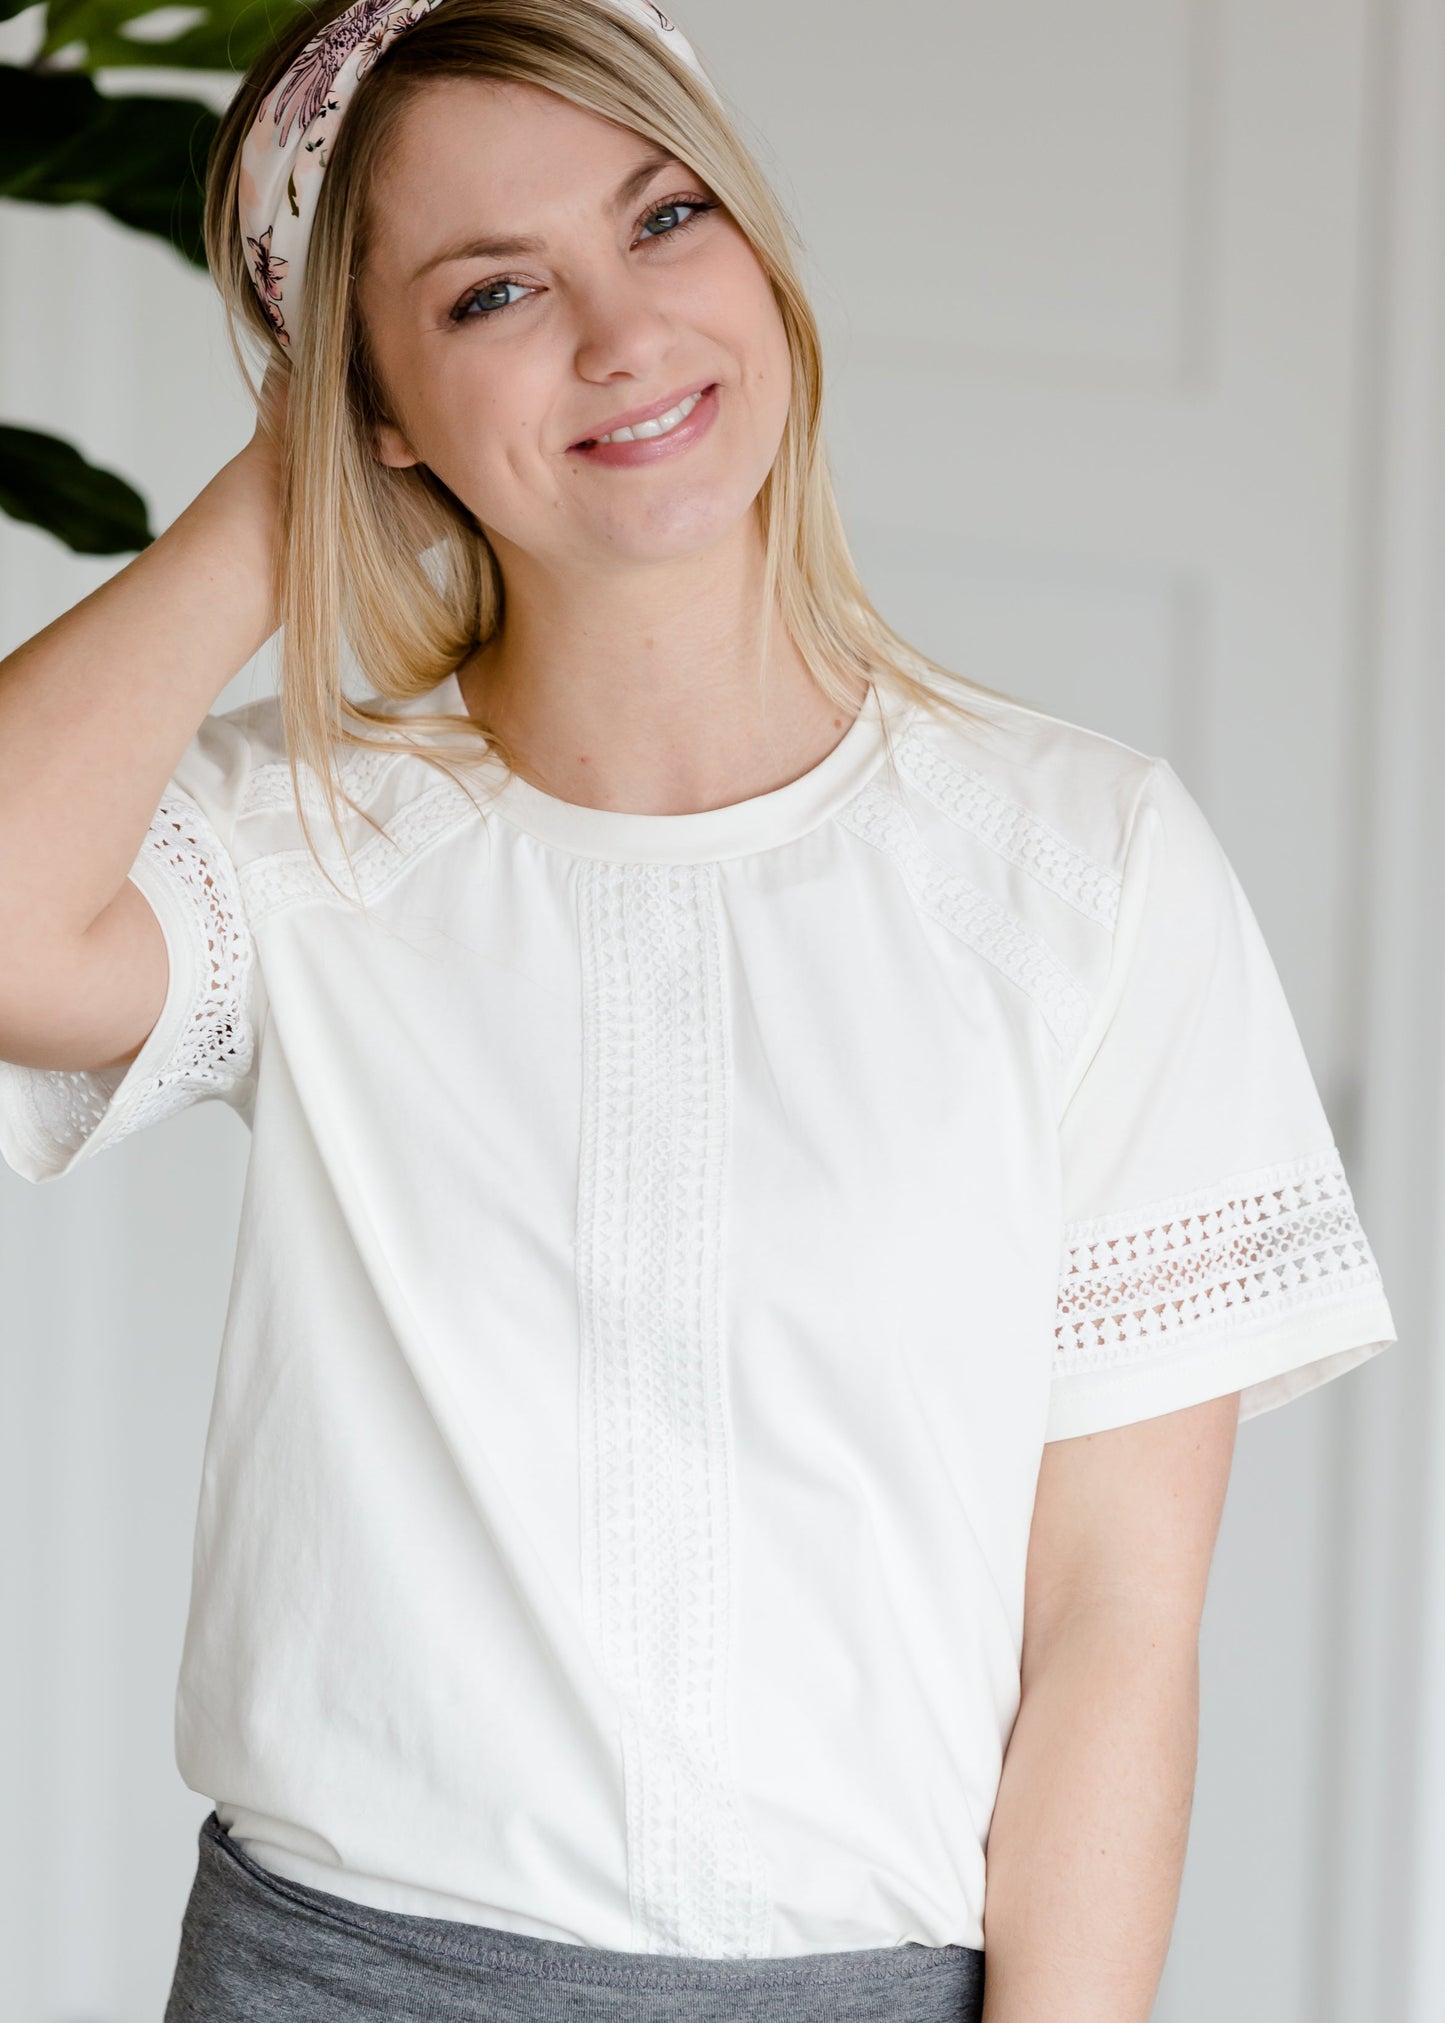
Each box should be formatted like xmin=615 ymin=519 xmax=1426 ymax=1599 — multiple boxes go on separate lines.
xmin=204 ymin=0 xmax=1009 ymax=901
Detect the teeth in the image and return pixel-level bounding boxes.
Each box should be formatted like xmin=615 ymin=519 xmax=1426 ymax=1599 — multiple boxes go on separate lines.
xmin=594 ymin=388 xmax=705 ymax=444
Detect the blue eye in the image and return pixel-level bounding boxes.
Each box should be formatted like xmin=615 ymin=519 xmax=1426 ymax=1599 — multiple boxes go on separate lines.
xmin=451 ymin=277 xmax=530 ymax=321
xmin=638 ymin=197 xmax=712 ymax=241
xmin=447 ymin=193 xmax=719 ymax=327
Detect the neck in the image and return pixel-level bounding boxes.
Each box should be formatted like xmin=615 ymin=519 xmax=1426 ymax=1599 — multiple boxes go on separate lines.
xmin=455 ymin=520 xmax=867 ymax=817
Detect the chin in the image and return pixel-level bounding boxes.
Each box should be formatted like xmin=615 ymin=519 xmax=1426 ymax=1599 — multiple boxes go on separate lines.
xmin=594 ymin=469 xmax=770 ymax=564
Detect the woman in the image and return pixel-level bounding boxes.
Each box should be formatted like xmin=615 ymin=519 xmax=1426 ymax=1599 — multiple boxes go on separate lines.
xmin=0 ymin=2 xmax=1398 ymax=2018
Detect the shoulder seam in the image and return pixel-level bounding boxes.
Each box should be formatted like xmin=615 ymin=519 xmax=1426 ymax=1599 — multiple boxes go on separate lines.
xmin=915 ymin=674 xmax=1160 ymax=768
xmin=238 ymin=741 xmax=409 ymax=822
xmin=237 ymin=774 xmax=478 ymax=923
xmin=1055 ymin=754 xmax=1165 ymax=1108
xmin=894 ymin=715 xmax=1129 ymax=931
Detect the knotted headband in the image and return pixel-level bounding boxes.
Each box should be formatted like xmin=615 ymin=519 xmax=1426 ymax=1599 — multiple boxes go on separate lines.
xmin=238 ymin=0 xmax=716 ymax=351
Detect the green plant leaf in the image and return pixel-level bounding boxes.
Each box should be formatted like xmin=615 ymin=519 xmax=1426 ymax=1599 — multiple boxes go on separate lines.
xmin=0 ymin=422 xmax=155 ymax=554
xmin=0 ymin=63 xmax=218 ymax=265
xmin=40 ymin=0 xmax=157 ymax=54
xmin=41 ymin=0 xmax=180 ymax=55
xmin=38 ymin=0 xmax=300 ymax=72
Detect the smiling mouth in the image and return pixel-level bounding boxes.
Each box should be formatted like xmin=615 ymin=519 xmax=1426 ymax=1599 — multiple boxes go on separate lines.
xmin=570 ymin=383 xmax=719 ymax=450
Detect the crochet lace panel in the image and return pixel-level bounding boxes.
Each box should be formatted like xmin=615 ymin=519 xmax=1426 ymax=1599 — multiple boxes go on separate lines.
xmin=16 ymin=787 xmax=256 ymax=1168
xmin=574 ymin=858 xmax=775 ymax=1957
xmin=239 ymin=779 xmax=479 ymax=923
xmin=836 ymin=777 xmax=1094 ymax=1060
xmin=1053 ymin=1146 xmax=1385 ymax=1379
xmin=241 ymin=744 xmax=401 ymax=817
xmin=895 ymin=724 xmax=1123 ymax=929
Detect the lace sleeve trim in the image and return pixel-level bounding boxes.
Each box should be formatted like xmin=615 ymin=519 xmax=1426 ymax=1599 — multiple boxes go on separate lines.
xmin=2 ymin=787 xmax=257 ymax=1177
xmin=1052 ymin=1145 xmax=1385 ymax=1378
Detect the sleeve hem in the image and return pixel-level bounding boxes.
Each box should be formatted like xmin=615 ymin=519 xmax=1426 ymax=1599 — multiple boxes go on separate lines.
xmin=0 ymin=859 xmax=204 ymax=1184
xmin=1042 ymin=1290 xmax=1399 ymax=1441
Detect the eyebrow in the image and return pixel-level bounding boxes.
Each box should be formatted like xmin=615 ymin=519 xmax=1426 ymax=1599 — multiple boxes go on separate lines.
xmin=407 ymin=146 xmax=690 ymax=286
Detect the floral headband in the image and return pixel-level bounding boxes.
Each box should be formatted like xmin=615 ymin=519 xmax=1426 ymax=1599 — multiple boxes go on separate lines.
xmin=238 ymin=0 xmax=715 ymax=352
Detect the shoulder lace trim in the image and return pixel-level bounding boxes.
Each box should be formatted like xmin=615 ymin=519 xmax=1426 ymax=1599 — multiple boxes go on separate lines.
xmin=1053 ymin=1146 xmax=1385 ymax=1378
xmin=895 ymin=722 xmax=1123 ymax=928
xmin=11 ymin=787 xmax=257 ymax=1169
xmin=239 ymin=778 xmax=479 ymax=923
xmin=241 ymin=744 xmax=402 ymax=817
xmin=836 ymin=776 xmax=1093 ymax=1059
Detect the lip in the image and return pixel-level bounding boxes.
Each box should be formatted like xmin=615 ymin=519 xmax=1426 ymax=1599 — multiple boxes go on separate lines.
xmin=567 ymin=383 xmax=720 ymax=469
xmin=567 ymin=379 xmax=717 ymax=449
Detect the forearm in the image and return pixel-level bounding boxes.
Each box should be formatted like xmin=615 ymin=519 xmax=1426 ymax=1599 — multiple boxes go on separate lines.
xmin=980 ymin=1604 xmax=1199 ymax=2022
xmin=0 ymin=429 xmax=281 ymax=954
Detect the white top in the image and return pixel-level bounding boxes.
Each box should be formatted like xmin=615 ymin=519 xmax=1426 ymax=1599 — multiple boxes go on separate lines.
xmin=0 ymin=668 xmax=1397 ymax=1958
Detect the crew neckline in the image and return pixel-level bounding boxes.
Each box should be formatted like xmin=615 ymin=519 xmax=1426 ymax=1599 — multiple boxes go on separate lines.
xmin=415 ymin=669 xmax=914 ymax=864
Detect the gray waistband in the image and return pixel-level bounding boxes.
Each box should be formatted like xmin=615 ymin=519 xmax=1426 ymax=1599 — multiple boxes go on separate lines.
xmin=164 ymin=1809 xmax=986 ymax=2021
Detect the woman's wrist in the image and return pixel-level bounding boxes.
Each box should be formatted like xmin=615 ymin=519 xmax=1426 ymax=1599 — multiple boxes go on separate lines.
xmin=170 ymin=444 xmax=284 ymax=655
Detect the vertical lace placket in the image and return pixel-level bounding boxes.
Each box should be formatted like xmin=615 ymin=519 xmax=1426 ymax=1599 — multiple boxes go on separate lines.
xmin=574 ymin=856 xmax=775 ymax=1958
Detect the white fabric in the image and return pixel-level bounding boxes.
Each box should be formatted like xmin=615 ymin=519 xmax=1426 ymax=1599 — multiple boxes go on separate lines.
xmin=0 ymin=668 xmax=1397 ymax=1957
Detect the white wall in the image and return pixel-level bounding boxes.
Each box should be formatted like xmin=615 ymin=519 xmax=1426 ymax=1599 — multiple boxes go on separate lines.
xmin=1 ymin=2 xmax=1441 ymax=2017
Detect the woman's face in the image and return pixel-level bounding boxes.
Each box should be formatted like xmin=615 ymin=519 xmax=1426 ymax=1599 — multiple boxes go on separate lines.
xmin=354 ymin=76 xmax=792 ymax=575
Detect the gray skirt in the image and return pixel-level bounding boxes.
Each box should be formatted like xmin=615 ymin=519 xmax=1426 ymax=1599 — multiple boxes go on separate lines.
xmin=164 ymin=1810 xmax=987 ymax=2021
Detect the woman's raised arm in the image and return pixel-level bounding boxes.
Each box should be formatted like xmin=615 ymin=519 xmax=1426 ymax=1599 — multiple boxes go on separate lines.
xmin=0 ymin=373 xmax=285 ymax=1075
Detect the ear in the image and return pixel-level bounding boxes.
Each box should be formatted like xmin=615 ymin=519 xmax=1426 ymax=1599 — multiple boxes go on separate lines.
xmin=373 ymin=417 xmax=421 ymax=469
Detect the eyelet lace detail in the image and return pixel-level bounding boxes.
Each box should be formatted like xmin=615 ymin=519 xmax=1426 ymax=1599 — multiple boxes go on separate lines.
xmin=1053 ymin=1146 xmax=1385 ymax=1376
xmin=8 ymin=787 xmax=256 ymax=1171
xmin=9 ymin=1056 xmax=131 ymax=1171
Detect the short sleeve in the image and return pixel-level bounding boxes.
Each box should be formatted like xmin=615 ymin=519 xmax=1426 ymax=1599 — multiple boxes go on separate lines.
xmin=1045 ymin=756 xmax=1397 ymax=1441
xmin=0 ymin=711 xmax=264 ymax=1185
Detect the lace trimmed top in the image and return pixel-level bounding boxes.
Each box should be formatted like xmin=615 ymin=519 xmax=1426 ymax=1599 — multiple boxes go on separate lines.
xmin=0 ymin=667 xmax=1397 ymax=1958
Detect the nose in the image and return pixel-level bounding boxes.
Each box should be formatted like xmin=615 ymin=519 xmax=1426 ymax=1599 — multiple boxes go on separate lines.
xmin=567 ymin=262 xmax=682 ymax=388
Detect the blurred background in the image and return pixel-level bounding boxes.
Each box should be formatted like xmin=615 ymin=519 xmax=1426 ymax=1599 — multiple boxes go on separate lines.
xmin=2 ymin=1 xmax=1443 ymax=2017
